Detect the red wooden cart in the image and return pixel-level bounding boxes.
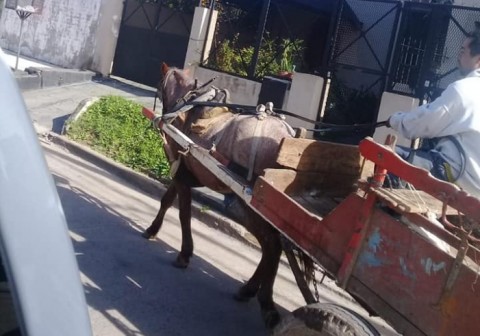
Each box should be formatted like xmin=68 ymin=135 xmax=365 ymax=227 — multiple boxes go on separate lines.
xmin=143 ymin=106 xmax=480 ymax=336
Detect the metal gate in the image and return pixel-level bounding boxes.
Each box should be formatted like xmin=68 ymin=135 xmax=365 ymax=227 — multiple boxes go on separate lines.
xmin=112 ymin=0 xmax=194 ymax=87
xmin=389 ymin=2 xmax=480 ymax=102
xmin=319 ymin=0 xmax=401 ymax=144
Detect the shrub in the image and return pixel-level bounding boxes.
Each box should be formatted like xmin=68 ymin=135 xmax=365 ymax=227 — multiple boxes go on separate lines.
xmin=67 ymin=96 xmax=170 ymax=179
xmin=207 ymin=33 xmax=304 ymax=78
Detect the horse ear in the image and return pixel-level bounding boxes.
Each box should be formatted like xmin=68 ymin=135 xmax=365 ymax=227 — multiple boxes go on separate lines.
xmin=161 ymin=63 xmax=170 ymax=77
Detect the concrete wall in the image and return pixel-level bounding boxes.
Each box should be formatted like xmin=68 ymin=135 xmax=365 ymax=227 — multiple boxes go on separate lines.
xmin=373 ymin=91 xmax=419 ymax=147
xmin=194 ymin=66 xmax=261 ymax=105
xmin=184 ymin=6 xmax=217 ymax=69
xmin=285 ymin=72 xmax=324 ymax=132
xmin=455 ymin=0 xmax=480 ymax=7
xmin=0 ymin=0 xmax=4 ymax=24
xmin=0 ymin=0 xmax=122 ymax=73
xmin=91 ymin=0 xmax=123 ymax=75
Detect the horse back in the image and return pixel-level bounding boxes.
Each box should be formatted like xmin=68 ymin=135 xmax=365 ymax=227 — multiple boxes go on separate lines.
xmin=170 ymin=111 xmax=293 ymax=193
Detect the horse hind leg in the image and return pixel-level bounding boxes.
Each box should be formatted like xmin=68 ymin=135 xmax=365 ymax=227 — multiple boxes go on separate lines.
xmin=232 ymin=201 xmax=282 ymax=328
xmin=240 ymin=218 xmax=282 ymax=329
xmin=257 ymin=234 xmax=282 ymax=329
xmin=142 ymin=183 xmax=178 ymax=239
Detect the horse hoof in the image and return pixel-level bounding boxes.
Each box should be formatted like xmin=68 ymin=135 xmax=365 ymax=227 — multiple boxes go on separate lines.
xmin=141 ymin=231 xmax=154 ymax=240
xmin=172 ymin=255 xmax=189 ymax=269
xmin=263 ymin=309 xmax=281 ymax=329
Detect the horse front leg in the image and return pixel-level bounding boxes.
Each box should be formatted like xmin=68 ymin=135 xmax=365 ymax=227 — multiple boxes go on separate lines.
xmin=142 ymin=183 xmax=178 ymax=239
xmin=172 ymin=181 xmax=193 ymax=269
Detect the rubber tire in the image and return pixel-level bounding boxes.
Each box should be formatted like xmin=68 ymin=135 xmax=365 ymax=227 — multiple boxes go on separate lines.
xmin=273 ymin=303 xmax=380 ymax=336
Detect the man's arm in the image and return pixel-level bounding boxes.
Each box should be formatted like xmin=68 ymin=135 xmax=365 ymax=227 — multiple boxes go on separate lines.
xmin=388 ymin=85 xmax=460 ymax=139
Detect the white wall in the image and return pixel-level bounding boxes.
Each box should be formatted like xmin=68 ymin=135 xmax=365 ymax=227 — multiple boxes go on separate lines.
xmin=0 ymin=0 xmax=122 ymax=71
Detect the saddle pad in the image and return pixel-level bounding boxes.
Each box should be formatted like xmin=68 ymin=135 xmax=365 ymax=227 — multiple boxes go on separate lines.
xmin=191 ymin=107 xmax=230 ymax=134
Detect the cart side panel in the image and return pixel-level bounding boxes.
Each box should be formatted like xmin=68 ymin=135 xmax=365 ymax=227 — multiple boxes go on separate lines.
xmin=252 ymin=177 xmax=365 ymax=275
xmin=349 ymin=209 xmax=480 ymax=336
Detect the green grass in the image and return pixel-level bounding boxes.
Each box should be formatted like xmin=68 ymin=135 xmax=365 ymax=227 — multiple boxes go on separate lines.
xmin=67 ymin=96 xmax=170 ymax=179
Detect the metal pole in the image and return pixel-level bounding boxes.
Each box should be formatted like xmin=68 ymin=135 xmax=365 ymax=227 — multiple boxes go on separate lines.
xmin=248 ymin=0 xmax=271 ymax=78
xmin=200 ymin=0 xmax=215 ymax=64
xmin=15 ymin=17 xmax=25 ymax=71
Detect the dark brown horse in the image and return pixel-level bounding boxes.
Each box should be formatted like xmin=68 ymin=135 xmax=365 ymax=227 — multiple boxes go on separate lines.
xmin=143 ymin=64 xmax=311 ymax=328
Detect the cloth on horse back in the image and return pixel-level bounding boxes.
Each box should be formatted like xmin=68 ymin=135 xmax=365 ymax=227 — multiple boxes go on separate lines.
xmin=184 ymin=86 xmax=232 ymax=135
xmin=190 ymin=106 xmax=231 ymax=135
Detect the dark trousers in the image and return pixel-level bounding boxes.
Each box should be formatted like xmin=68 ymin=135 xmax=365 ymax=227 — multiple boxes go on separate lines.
xmin=385 ymin=145 xmax=449 ymax=188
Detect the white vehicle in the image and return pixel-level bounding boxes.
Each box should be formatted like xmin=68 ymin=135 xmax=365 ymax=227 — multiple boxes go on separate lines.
xmin=0 ymin=48 xmax=92 ymax=336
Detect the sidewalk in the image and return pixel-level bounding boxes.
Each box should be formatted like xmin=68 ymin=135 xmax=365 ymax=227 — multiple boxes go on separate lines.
xmin=2 ymin=48 xmax=97 ymax=91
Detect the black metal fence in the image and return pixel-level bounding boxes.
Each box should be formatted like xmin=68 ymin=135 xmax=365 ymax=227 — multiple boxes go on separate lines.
xmin=319 ymin=0 xmax=401 ymax=144
xmin=389 ymin=3 xmax=480 ymax=101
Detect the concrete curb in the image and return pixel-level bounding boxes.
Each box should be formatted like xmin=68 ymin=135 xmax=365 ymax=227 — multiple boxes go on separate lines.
xmin=61 ymin=97 xmax=100 ymax=135
xmin=15 ymin=67 xmax=97 ymax=92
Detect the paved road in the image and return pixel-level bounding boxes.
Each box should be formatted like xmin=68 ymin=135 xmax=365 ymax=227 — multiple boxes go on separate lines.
xmin=42 ymin=138 xmax=300 ymax=335
xmin=40 ymin=137 xmax=398 ymax=336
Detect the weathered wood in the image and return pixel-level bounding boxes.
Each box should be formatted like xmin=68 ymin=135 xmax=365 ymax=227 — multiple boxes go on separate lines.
xmin=262 ymin=168 xmax=359 ymax=197
xmin=372 ymin=188 xmax=457 ymax=216
xmin=291 ymin=194 xmax=340 ymax=218
xmin=276 ymin=138 xmax=373 ymax=178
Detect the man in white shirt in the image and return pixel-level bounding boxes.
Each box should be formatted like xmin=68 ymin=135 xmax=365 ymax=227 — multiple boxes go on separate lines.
xmin=387 ymin=24 xmax=480 ymax=199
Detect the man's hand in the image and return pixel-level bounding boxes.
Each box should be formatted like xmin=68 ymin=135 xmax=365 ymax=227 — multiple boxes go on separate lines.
xmin=375 ymin=119 xmax=391 ymax=128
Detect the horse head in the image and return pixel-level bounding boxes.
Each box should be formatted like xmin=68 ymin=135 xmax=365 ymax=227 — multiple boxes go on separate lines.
xmin=158 ymin=63 xmax=196 ymax=115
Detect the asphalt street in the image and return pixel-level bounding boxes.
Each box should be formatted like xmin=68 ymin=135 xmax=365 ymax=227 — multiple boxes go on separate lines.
xmin=41 ymin=138 xmax=304 ymax=335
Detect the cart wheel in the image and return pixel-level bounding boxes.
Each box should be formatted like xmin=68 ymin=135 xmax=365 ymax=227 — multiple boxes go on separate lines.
xmin=273 ymin=303 xmax=379 ymax=336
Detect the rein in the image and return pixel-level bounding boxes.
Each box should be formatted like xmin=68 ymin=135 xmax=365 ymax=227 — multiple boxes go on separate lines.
xmin=158 ymin=72 xmax=388 ymax=132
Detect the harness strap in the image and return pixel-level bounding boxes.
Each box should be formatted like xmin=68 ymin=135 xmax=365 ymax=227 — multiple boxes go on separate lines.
xmin=208 ymin=114 xmax=237 ymax=167
xmin=247 ymin=118 xmax=264 ymax=181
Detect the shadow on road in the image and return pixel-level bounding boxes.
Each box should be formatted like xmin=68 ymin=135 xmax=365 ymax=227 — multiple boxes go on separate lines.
xmin=52 ymin=173 xmax=285 ymax=335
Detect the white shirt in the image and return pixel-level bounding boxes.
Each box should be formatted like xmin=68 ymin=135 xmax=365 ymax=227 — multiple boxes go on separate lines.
xmin=389 ymin=69 xmax=480 ymax=198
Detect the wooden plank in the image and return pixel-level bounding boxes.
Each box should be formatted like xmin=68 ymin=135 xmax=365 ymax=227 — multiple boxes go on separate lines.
xmin=291 ymin=194 xmax=339 ymax=218
xmin=262 ymin=168 xmax=359 ymax=197
xmin=276 ymin=138 xmax=373 ymax=177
